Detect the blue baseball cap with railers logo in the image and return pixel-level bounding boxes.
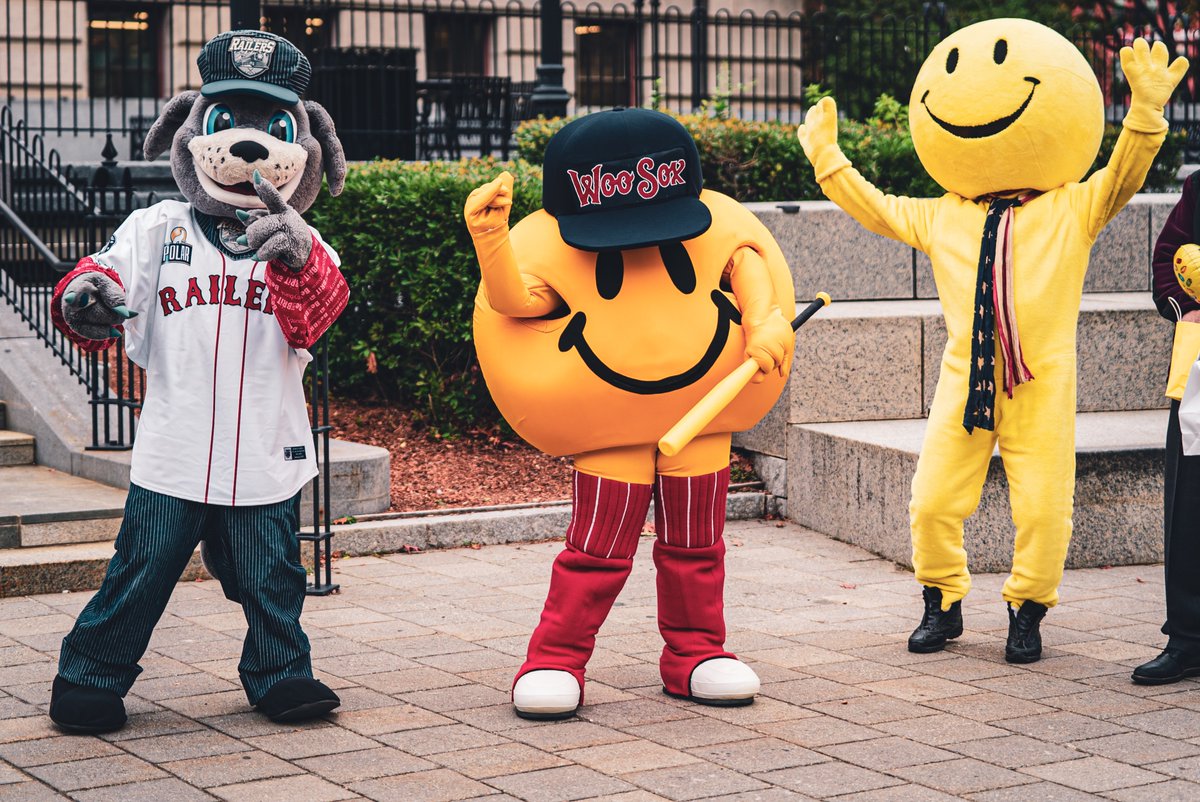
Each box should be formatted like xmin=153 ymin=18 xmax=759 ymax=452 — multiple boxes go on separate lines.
xmin=197 ymin=30 xmax=312 ymax=105
xmin=542 ymin=107 xmax=711 ymax=252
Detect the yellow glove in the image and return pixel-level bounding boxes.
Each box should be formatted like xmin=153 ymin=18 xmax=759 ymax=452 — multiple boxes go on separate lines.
xmin=1176 ymin=243 xmax=1200 ymax=302
xmin=1121 ymin=38 xmax=1188 ymax=133
xmin=744 ymin=310 xmax=794 ymax=383
xmin=463 ymin=171 xmax=561 ymax=317
xmin=464 ymin=171 xmax=513 ymax=237
xmin=796 ymin=96 xmax=850 ymax=181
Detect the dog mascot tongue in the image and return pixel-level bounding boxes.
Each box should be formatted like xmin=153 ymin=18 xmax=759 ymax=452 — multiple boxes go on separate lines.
xmin=47 ymin=30 xmax=348 ymax=733
xmin=466 ymin=108 xmax=795 ymax=719
xmin=798 ymin=19 xmax=1186 ymax=663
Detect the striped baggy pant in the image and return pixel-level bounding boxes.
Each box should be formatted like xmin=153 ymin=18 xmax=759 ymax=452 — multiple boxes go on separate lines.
xmin=58 ymin=484 xmax=312 ymax=704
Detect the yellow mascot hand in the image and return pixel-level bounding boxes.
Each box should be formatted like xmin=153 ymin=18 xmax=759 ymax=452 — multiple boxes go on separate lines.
xmin=1176 ymin=243 xmax=1200 ymax=303
xmin=743 ymin=309 xmax=794 ymax=383
xmin=464 ymin=171 xmax=514 ymax=239
xmin=1121 ymin=38 xmax=1188 ymax=129
xmin=796 ymin=96 xmax=840 ymax=165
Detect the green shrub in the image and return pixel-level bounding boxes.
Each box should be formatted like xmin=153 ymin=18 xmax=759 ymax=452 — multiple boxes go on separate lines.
xmin=307 ymin=158 xmax=542 ymax=435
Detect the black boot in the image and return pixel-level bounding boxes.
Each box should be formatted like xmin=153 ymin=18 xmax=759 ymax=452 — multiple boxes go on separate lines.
xmin=1006 ymin=601 xmax=1047 ymax=664
xmin=1132 ymin=648 xmax=1200 ymax=685
xmin=907 ymin=586 xmax=963 ymax=653
xmin=49 ymin=675 xmax=126 ymax=735
xmin=255 ymin=677 xmax=340 ymax=723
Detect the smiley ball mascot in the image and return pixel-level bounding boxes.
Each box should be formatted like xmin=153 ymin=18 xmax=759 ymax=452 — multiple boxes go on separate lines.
xmin=798 ymin=20 xmax=1186 ymax=662
xmin=466 ymin=108 xmax=795 ymax=718
xmin=47 ymin=31 xmax=348 ymax=733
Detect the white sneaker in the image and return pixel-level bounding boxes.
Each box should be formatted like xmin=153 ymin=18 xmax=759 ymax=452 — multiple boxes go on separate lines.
xmin=689 ymin=658 xmax=760 ymax=703
xmin=512 ymin=670 xmax=580 ymax=719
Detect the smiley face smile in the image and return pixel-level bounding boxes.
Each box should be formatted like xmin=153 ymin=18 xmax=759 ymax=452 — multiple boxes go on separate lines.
xmin=557 ymin=290 xmax=742 ymax=394
xmin=921 ymin=77 xmax=1040 ymax=139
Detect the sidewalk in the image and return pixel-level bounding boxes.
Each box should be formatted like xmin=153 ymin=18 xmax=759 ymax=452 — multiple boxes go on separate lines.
xmin=0 ymin=519 xmax=1194 ymax=801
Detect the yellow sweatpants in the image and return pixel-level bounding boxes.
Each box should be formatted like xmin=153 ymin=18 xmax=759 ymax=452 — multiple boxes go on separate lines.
xmin=910 ymin=357 xmax=1075 ymax=610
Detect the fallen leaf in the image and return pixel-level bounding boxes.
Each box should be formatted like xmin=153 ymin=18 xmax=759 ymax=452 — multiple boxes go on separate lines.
xmin=840 ymin=582 xmax=857 ymax=590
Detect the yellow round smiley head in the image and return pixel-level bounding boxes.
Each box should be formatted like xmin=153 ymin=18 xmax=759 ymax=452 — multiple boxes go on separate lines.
xmin=909 ymin=18 xmax=1103 ymax=199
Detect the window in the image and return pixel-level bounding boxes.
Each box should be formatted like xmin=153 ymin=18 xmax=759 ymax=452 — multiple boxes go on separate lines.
xmin=261 ymin=6 xmax=332 ymax=63
xmin=575 ymin=21 xmax=636 ymax=107
xmin=87 ymin=3 xmax=161 ymax=98
xmin=425 ymin=14 xmax=490 ymax=77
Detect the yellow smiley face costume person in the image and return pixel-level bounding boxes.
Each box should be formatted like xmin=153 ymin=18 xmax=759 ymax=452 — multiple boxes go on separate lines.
xmin=465 ymin=108 xmax=794 ymax=719
xmin=798 ymin=19 xmax=1187 ymax=663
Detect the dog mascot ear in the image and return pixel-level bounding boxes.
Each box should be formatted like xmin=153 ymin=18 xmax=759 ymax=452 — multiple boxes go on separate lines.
xmin=143 ymin=91 xmax=199 ymax=161
xmin=304 ymin=100 xmax=346 ymax=196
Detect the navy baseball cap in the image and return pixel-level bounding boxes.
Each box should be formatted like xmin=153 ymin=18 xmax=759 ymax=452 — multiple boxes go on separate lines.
xmin=197 ymin=30 xmax=311 ymax=105
xmin=543 ymin=108 xmax=711 ymax=251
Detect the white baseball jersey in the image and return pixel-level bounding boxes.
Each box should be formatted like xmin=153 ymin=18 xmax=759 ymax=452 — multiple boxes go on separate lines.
xmin=87 ymin=199 xmax=339 ymax=506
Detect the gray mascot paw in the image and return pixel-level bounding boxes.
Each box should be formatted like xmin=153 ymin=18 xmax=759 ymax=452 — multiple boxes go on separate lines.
xmin=61 ymin=273 xmax=137 ymax=340
xmin=241 ymin=170 xmax=312 ymax=270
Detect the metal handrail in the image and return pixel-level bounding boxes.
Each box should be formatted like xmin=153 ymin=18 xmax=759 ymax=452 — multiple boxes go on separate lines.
xmin=0 ymin=197 xmax=74 ymax=273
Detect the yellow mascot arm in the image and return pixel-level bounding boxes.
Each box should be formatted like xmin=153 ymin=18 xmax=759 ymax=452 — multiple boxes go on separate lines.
xmin=1076 ymin=39 xmax=1187 ymax=240
xmin=464 ymin=171 xmax=563 ymax=318
xmin=797 ymin=97 xmax=937 ymax=252
xmin=726 ymin=245 xmax=794 ymax=381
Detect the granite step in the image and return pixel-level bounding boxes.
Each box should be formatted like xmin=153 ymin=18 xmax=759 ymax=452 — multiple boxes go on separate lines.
xmin=0 ymin=430 xmax=34 ymax=467
xmin=736 ymin=292 xmax=1172 ymax=461
xmin=0 ymin=542 xmax=206 ymax=597
xmin=0 ymin=465 xmax=126 ymax=548
xmin=787 ymin=409 xmax=1166 ymax=572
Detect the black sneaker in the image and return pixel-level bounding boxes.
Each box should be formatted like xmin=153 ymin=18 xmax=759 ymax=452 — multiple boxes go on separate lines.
xmin=1132 ymin=648 xmax=1200 ymax=685
xmin=255 ymin=677 xmax=340 ymax=723
xmin=907 ymin=586 xmax=963 ymax=653
xmin=1006 ymin=601 xmax=1047 ymax=664
xmin=49 ymin=675 xmax=126 ymax=735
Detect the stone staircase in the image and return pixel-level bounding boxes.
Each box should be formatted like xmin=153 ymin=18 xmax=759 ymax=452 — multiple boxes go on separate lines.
xmin=0 ymin=399 xmax=147 ymax=596
xmin=736 ymin=196 xmax=1178 ymax=571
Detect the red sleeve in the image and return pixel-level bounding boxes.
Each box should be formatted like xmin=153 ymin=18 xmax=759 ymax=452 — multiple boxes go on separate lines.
xmin=1152 ymin=173 xmax=1200 ymax=321
xmin=50 ymin=258 xmax=126 ymax=353
xmin=265 ymin=234 xmax=349 ymax=349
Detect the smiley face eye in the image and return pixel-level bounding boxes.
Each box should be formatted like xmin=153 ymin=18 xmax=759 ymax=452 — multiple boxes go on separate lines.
xmin=994 ymin=39 xmax=1008 ymax=64
xmin=946 ymin=47 xmax=959 ymax=73
xmin=596 ymin=251 xmax=623 ymax=300
xmin=659 ymin=242 xmax=696 ymax=294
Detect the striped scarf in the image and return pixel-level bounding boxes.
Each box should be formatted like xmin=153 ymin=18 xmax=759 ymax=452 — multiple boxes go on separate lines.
xmin=962 ymin=193 xmax=1037 ymax=434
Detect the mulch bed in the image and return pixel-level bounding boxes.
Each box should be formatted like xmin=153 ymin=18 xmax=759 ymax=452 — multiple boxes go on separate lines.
xmin=327 ymin=398 xmax=758 ymax=513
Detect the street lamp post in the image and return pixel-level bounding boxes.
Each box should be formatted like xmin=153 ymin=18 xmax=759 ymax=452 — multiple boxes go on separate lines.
xmin=230 ymin=0 xmax=261 ymax=30
xmin=531 ymin=0 xmax=571 ymax=118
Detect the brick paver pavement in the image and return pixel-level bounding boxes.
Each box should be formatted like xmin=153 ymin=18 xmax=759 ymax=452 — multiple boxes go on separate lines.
xmin=0 ymin=519 xmax=1195 ymax=801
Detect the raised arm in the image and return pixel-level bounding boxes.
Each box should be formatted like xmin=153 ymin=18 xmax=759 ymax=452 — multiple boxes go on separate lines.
xmin=797 ymin=97 xmax=937 ymax=252
xmin=1072 ymin=39 xmax=1187 ymax=240
xmin=464 ymin=171 xmax=563 ymax=318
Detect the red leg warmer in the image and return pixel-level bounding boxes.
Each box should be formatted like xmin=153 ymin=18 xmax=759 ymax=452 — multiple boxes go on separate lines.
xmin=516 ymin=471 xmax=652 ymax=699
xmin=654 ymin=468 xmax=737 ymax=696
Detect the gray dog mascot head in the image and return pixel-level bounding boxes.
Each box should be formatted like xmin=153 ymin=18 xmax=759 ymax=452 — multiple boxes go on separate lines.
xmin=142 ymin=30 xmax=345 ymax=265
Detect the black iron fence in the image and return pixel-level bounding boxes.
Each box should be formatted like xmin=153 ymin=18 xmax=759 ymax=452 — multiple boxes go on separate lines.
xmin=0 ymin=106 xmax=147 ymax=450
xmin=6 ymin=3 xmax=1200 ymax=160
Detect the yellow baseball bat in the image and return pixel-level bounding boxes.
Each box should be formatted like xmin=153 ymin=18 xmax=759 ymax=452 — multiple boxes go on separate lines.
xmin=658 ymin=292 xmax=832 ymax=457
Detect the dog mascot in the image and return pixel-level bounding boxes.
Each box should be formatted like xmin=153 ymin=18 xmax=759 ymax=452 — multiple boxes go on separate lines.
xmin=47 ymin=30 xmax=348 ymax=733
xmin=798 ymin=20 xmax=1186 ymax=662
xmin=466 ymin=108 xmax=795 ymax=718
